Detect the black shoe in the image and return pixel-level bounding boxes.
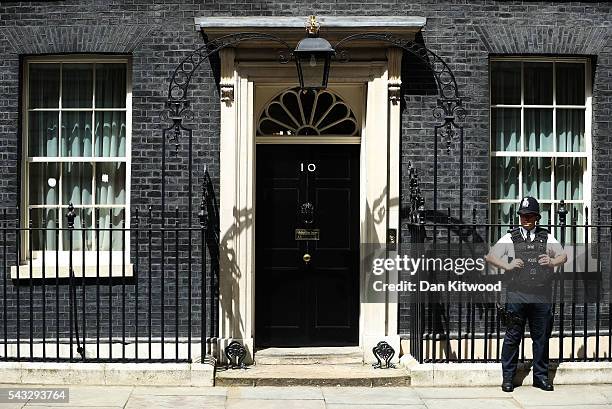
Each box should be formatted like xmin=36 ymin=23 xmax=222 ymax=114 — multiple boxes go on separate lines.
xmin=533 ymin=379 xmax=554 ymax=391
xmin=501 ymin=380 xmax=514 ymax=392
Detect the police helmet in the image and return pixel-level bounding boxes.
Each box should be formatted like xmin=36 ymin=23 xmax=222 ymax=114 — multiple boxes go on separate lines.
xmin=517 ymin=196 xmax=541 ymax=219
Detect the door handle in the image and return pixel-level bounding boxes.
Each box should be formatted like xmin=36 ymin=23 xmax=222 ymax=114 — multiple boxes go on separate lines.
xmin=303 ymin=253 xmax=311 ymax=264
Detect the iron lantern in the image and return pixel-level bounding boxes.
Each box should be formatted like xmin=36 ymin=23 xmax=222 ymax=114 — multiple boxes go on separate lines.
xmin=293 ymin=16 xmax=335 ymax=89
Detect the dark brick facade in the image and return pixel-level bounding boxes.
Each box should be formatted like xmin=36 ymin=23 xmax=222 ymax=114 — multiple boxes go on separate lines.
xmin=0 ymin=1 xmax=610 ymax=344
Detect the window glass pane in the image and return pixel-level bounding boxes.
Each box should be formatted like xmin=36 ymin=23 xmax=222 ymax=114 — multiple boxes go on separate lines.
xmin=491 ymin=157 xmax=518 ymax=200
xmin=98 ymin=208 xmax=125 ymax=251
xmin=556 ymin=63 xmax=585 ymax=105
xmin=31 ymin=208 xmax=58 ymax=252
xmin=525 ymin=109 xmax=553 ymax=151
xmin=95 ymin=64 xmax=126 ymax=108
xmin=28 ymin=112 xmax=59 ymax=157
xmin=62 ymin=208 xmax=92 ymax=251
xmin=524 ymin=62 xmax=553 ymax=105
xmin=490 ymin=203 xmax=515 ymax=242
xmin=96 ymin=163 xmax=126 ymax=205
xmin=61 ymin=111 xmax=93 ymax=157
xmin=28 ymin=64 xmax=59 ymax=108
xmin=522 ymin=157 xmax=552 ymax=200
xmin=29 ymin=163 xmax=59 ymax=206
xmin=557 ymin=109 xmax=585 ymax=152
xmin=95 ymin=112 xmax=126 ymax=157
xmin=536 ymin=203 xmax=552 ymax=230
xmin=490 ymin=61 xmax=521 ymax=105
xmin=555 ymin=158 xmax=584 ymax=201
xmin=62 ymin=162 xmax=93 ymax=206
xmin=491 ymin=108 xmax=520 ymax=151
xmin=62 ymin=64 xmax=93 ymax=108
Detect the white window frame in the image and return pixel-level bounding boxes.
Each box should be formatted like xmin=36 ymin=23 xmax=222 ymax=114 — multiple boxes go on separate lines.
xmin=489 ymin=56 xmax=592 ymax=238
xmin=17 ymin=55 xmax=132 ymax=277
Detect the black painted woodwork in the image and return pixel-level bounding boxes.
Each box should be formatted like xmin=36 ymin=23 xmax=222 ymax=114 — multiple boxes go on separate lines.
xmin=255 ymin=144 xmax=360 ymax=347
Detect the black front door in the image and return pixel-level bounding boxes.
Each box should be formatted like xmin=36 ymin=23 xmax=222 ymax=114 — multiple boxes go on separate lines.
xmin=255 ymin=144 xmax=360 ymax=347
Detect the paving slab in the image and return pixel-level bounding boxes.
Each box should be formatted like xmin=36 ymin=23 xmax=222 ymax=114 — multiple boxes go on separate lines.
xmin=23 ymin=407 xmax=121 ymax=409
xmin=327 ymin=405 xmax=427 ymax=409
xmin=0 ymin=403 xmax=26 ymax=409
xmin=226 ymin=399 xmax=325 ymax=409
xmin=594 ymin=386 xmax=612 ymax=404
xmin=124 ymin=394 xmax=225 ymax=409
xmin=415 ymin=386 xmax=509 ymax=399
xmin=422 ymin=398 xmax=521 ymax=409
xmin=523 ymin=403 xmax=612 ymax=409
xmin=511 ymin=385 xmax=609 ymax=407
xmin=227 ymin=386 xmax=323 ymax=400
xmin=131 ymin=386 xmax=227 ymax=396
xmin=25 ymin=386 xmax=132 ymax=407
xmin=322 ymin=386 xmax=423 ymax=405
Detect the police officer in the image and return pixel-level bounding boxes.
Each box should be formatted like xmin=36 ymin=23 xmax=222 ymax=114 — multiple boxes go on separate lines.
xmin=485 ymin=196 xmax=567 ymax=392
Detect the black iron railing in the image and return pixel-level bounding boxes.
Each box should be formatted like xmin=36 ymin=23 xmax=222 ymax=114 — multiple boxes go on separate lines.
xmin=0 ymin=195 xmax=219 ymax=363
xmin=405 ymin=202 xmax=612 ymax=364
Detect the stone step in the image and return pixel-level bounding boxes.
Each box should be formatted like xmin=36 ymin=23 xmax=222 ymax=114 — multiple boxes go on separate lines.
xmin=215 ymin=364 xmax=410 ymax=387
xmin=255 ymin=347 xmax=363 ymax=365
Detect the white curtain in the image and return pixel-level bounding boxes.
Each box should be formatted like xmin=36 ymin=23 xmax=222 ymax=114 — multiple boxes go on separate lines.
xmin=492 ymin=108 xmax=520 ymax=151
xmin=62 ymin=111 xmax=92 ymax=157
xmin=556 ymin=158 xmax=583 ymax=201
xmin=29 ymin=112 xmax=58 ymax=157
xmin=29 ymin=62 xmax=127 ymax=252
xmin=557 ymin=109 xmax=585 ymax=152
xmin=491 ymin=157 xmax=517 ymax=201
xmin=525 ymin=109 xmax=553 ymax=151
xmin=95 ymin=112 xmax=126 ymax=157
xmin=97 ymin=163 xmax=126 ymax=251
xmin=522 ymin=157 xmax=551 ymax=199
xmin=61 ymin=163 xmax=92 ymax=251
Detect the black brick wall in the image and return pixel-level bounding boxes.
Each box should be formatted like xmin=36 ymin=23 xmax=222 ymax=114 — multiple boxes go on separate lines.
xmin=0 ymin=0 xmax=610 ymax=345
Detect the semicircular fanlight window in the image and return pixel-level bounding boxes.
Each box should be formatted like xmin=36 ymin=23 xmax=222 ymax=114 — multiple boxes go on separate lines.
xmin=257 ymin=88 xmax=359 ymax=136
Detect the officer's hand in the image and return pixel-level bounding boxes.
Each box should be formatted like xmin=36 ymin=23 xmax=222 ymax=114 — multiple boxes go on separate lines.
xmin=538 ymin=254 xmax=552 ymax=267
xmin=506 ymin=259 xmax=524 ymax=271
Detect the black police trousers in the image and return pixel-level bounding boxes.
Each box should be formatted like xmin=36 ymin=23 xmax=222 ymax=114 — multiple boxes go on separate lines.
xmin=501 ymin=291 xmax=553 ymax=383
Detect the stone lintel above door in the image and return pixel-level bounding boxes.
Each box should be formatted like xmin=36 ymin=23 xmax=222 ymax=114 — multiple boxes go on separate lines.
xmin=195 ymin=16 xmax=426 ymax=47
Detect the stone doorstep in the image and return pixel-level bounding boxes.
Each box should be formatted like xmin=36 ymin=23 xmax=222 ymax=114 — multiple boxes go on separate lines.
xmin=255 ymin=346 xmax=364 ymax=365
xmin=215 ymin=364 xmax=410 ymax=387
xmin=0 ymin=361 xmax=215 ymax=387
xmin=401 ymin=355 xmax=612 ymax=387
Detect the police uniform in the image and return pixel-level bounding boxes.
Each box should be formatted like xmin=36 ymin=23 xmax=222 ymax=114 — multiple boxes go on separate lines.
xmin=489 ymin=197 xmax=565 ymax=392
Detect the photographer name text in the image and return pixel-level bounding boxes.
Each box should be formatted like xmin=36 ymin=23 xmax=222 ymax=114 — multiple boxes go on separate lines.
xmin=373 ymin=280 xmax=502 ymax=292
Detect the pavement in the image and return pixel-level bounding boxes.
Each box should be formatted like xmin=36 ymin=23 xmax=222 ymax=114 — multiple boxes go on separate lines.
xmin=1 ymin=384 xmax=612 ymax=409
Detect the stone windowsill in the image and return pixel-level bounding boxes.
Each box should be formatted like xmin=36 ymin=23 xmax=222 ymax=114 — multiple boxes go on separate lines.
xmin=10 ymin=263 xmax=134 ymax=280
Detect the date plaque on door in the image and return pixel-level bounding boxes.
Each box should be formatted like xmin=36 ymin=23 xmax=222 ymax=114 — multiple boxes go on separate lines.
xmin=295 ymin=228 xmax=320 ymax=241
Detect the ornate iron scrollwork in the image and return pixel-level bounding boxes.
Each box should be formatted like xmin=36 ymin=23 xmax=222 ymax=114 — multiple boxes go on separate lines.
xmin=300 ymin=202 xmax=315 ymax=225
xmin=372 ymin=341 xmax=396 ymax=369
xmin=225 ymin=341 xmax=248 ymax=369
xmin=334 ymin=32 xmax=465 ymax=153
xmin=407 ymin=161 xmax=425 ymax=224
